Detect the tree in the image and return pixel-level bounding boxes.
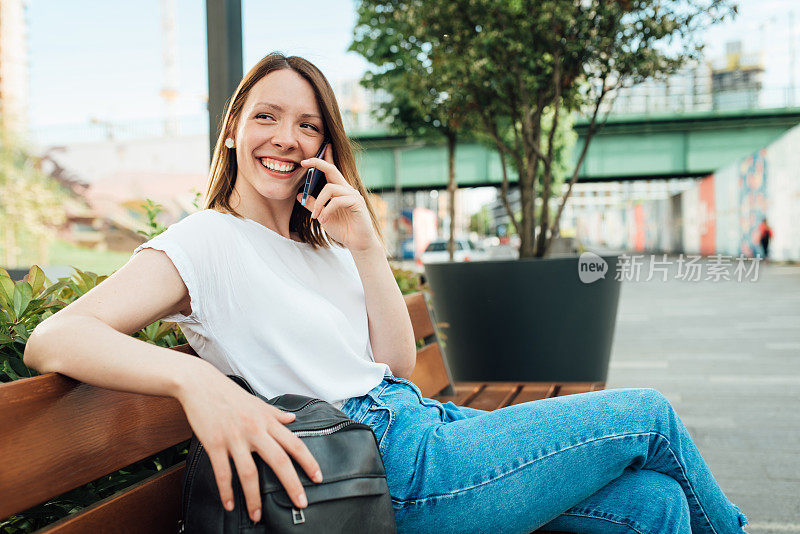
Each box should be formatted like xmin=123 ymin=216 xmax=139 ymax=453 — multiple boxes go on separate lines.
xmin=354 ymin=0 xmax=735 ymax=257
xmin=0 ymin=128 xmax=68 ymax=268
xmin=350 ymin=0 xmax=476 ymax=260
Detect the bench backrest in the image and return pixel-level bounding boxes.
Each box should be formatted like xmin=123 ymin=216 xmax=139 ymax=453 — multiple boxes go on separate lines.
xmin=0 ymin=291 xmax=451 ymax=531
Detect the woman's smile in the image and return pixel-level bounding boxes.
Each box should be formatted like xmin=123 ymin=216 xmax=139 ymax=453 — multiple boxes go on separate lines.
xmin=257 ymin=156 xmax=302 ymax=179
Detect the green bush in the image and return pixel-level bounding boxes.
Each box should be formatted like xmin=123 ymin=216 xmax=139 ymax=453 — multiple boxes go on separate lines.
xmin=0 ymin=198 xmax=191 ymax=533
xmin=0 ymin=264 xmax=191 ymax=533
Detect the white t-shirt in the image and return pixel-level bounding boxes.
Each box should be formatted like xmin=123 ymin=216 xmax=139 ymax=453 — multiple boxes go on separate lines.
xmin=132 ymin=208 xmax=390 ymax=409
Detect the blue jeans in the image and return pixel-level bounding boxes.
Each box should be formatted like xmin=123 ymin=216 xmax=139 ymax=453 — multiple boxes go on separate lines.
xmin=340 ymin=374 xmax=749 ymax=534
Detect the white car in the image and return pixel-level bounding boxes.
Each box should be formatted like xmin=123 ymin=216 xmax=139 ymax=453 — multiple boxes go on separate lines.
xmin=420 ymin=239 xmax=488 ymax=264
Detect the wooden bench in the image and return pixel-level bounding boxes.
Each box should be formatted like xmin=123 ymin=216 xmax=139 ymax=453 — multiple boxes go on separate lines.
xmin=0 ymin=291 xmax=602 ymax=533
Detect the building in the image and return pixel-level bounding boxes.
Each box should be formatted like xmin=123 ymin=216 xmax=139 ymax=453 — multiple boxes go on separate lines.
xmin=710 ymin=41 xmax=765 ymax=111
xmin=0 ymin=0 xmax=29 ymax=137
xmin=333 ymin=78 xmax=390 ymax=133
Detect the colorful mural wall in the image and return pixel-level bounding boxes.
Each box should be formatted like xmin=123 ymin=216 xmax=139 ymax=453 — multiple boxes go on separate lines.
xmin=737 ymin=151 xmax=768 ymax=257
xmin=573 ymin=123 xmax=800 ymax=261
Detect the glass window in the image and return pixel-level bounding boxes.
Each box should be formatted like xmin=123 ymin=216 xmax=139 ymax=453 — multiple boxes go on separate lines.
xmin=425 ymin=242 xmax=447 ymax=252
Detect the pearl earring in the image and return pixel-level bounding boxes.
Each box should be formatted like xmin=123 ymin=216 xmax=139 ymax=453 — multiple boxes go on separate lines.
xmin=224 ymin=138 xmax=235 ymax=149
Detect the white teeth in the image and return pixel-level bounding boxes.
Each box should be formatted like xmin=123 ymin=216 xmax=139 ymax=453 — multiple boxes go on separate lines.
xmin=259 ymin=157 xmax=297 ymax=173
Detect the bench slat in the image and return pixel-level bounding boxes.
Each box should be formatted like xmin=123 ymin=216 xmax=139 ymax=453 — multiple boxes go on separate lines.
xmin=515 ymin=383 xmax=559 ymax=403
xmin=463 ymin=383 xmax=520 ymax=411
xmin=404 ymin=292 xmax=436 ymax=340
xmin=0 ymin=373 xmax=191 ymax=519
xmin=432 ymin=386 xmax=476 ymax=406
xmin=409 ymin=343 xmax=451 ymax=398
xmin=558 ymin=383 xmax=605 ymax=396
xmin=431 ymin=382 xmax=604 ymax=410
xmin=39 ymin=463 xmax=185 ymax=534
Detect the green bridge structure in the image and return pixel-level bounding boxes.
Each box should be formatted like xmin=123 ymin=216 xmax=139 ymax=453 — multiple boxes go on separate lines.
xmin=199 ymin=3 xmax=800 ymax=194
xmin=349 ymin=107 xmax=800 ymax=192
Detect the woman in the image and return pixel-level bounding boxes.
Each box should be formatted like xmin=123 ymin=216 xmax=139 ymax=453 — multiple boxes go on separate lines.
xmin=23 ymin=52 xmax=749 ymax=533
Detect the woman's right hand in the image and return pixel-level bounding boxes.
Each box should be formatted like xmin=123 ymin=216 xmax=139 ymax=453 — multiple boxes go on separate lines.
xmin=176 ymin=362 xmax=323 ymax=524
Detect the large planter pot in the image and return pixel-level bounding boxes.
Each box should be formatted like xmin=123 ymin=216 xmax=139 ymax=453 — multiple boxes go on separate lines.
xmin=423 ymin=255 xmax=621 ymax=383
xmin=3 ymin=268 xmax=31 ymax=281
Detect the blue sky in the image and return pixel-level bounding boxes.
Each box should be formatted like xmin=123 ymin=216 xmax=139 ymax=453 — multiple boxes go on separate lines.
xmin=28 ymin=0 xmax=370 ymax=127
xmin=27 ymin=0 xmax=799 ymax=129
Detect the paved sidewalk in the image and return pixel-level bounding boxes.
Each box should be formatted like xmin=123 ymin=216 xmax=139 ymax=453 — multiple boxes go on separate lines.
xmin=606 ymin=257 xmax=800 ymax=534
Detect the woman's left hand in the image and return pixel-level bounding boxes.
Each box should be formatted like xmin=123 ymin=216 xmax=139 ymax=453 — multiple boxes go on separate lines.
xmin=296 ymin=145 xmax=380 ymax=252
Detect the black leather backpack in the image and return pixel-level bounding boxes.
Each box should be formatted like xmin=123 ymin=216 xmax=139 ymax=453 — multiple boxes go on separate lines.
xmin=179 ymin=375 xmax=397 ymax=533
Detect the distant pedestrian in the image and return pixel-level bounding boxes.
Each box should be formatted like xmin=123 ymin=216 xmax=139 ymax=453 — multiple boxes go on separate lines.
xmin=758 ymin=218 xmax=773 ymax=261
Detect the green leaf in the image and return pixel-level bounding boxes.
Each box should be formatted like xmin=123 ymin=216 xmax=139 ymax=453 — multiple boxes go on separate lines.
xmin=8 ymin=356 xmax=32 ymax=378
xmin=38 ymin=279 xmax=70 ymax=300
xmin=2 ymin=360 xmax=20 ymax=381
xmin=12 ymin=323 xmax=30 ymax=344
xmin=24 ymin=265 xmax=48 ymax=295
xmin=0 ymin=275 xmax=14 ymax=308
xmin=12 ymin=282 xmax=33 ymax=319
xmin=77 ymin=269 xmax=97 ymax=289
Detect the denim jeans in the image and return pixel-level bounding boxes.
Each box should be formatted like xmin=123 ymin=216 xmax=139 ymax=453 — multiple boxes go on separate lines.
xmin=340 ymin=374 xmax=749 ymax=534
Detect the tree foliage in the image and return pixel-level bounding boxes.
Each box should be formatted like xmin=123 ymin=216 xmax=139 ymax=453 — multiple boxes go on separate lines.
xmin=351 ymin=0 xmax=736 ymax=257
xmin=352 ymin=0 xmax=481 ymax=260
xmin=0 ymin=133 xmax=69 ymax=268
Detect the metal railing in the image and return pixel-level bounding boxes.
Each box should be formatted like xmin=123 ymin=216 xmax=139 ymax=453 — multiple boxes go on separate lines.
xmin=597 ymin=86 xmax=799 ymax=117
xmin=28 ymin=84 xmax=800 ymax=147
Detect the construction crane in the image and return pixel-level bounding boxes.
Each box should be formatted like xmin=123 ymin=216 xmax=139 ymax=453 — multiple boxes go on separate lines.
xmin=160 ymin=0 xmax=179 ymax=136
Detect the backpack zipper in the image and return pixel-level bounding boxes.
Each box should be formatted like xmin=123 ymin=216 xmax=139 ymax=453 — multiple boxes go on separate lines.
xmin=293 ymin=420 xmax=355 ymax=437
xmin=182 ymin=439 xmax=205 ymax=524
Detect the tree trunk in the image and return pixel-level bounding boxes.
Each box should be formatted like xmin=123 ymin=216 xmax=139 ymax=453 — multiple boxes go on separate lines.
xmin=518 ymin=97 xmax=542 ymax=259
xmin=518 ymin=160 xmax=536 ymax=257
xmin=535 ymin=183 xmax=551 ymax=257
xmin=446 ymin=131 xmax=457 ymax=261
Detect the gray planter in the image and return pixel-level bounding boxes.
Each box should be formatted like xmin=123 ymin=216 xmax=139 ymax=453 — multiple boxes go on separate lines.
xmin=3 ymin=268 xmax=31 ymax=281
xmin=423 ymin=255 xmax=621 ymax=383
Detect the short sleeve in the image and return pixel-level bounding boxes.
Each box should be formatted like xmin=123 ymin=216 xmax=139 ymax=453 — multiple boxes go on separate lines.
xmin=132 ymin=213 xmax=212 ymax=325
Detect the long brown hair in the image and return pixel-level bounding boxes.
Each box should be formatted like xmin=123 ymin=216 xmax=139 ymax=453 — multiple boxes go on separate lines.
xmin=203 ymin=52 xmax=384 ymax=250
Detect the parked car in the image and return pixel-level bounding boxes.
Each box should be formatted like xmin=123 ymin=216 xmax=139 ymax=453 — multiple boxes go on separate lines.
xmin=420 ymin=238 xmax=488 ymax=264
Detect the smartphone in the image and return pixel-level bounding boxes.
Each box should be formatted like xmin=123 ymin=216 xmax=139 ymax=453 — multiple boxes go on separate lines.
xmin=300 ymin=139 xmax=331 ymax=206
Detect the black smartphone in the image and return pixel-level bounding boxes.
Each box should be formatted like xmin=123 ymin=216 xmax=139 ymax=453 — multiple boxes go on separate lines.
xmin=300 ymin=138 xmax=330 ymax=206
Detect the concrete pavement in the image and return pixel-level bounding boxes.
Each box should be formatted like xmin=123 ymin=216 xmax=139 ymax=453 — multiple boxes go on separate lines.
xmin=605 ymin=256 xmax=800 ymax=534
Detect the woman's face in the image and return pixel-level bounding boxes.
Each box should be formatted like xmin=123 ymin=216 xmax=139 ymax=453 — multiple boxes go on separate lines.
xmin=232 ymin=69 xmax=326 ymax=203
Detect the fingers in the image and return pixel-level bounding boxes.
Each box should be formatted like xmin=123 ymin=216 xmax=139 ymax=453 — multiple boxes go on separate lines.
xmin=322 ymin=143 xmax=335 ymax=164
xmin=250 ymin=433 xmax=312 ymax=510
xmin=270 ymin=407 xmax=297 ymax=425
xmin=309 ymin=183 xmax=353 ymax=219
xmin=315 ymin=196 xmax=351 ymax=224
xmin=206 ymin=445 xmax=235 ymax=513
xmin=268 ymin=422 xmax=324 ymax=484
xmin=299 ymin=155 xmax=346 ymax=186
xmin=205 ymin=409 xmax=320 ymax=524
xmin=230 ymin=444 xmax=264 ymax=523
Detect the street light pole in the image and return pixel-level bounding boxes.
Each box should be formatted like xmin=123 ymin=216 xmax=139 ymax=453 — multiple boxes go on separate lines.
xmin=206 ymin=0 xmax=243 ymax=161
xmin=790 ymin=10 xmax=796 ymax=107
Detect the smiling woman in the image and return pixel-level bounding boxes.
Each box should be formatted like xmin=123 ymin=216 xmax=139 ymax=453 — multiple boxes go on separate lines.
xmin=203 ymin=52 xmax=384 ymax=249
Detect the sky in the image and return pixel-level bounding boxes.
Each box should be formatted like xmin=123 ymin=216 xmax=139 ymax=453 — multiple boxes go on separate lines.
xmin=27 ymin=0 xmax=371 ymax=127
xmin=26 ymin=0 xmax=800 ymax=130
